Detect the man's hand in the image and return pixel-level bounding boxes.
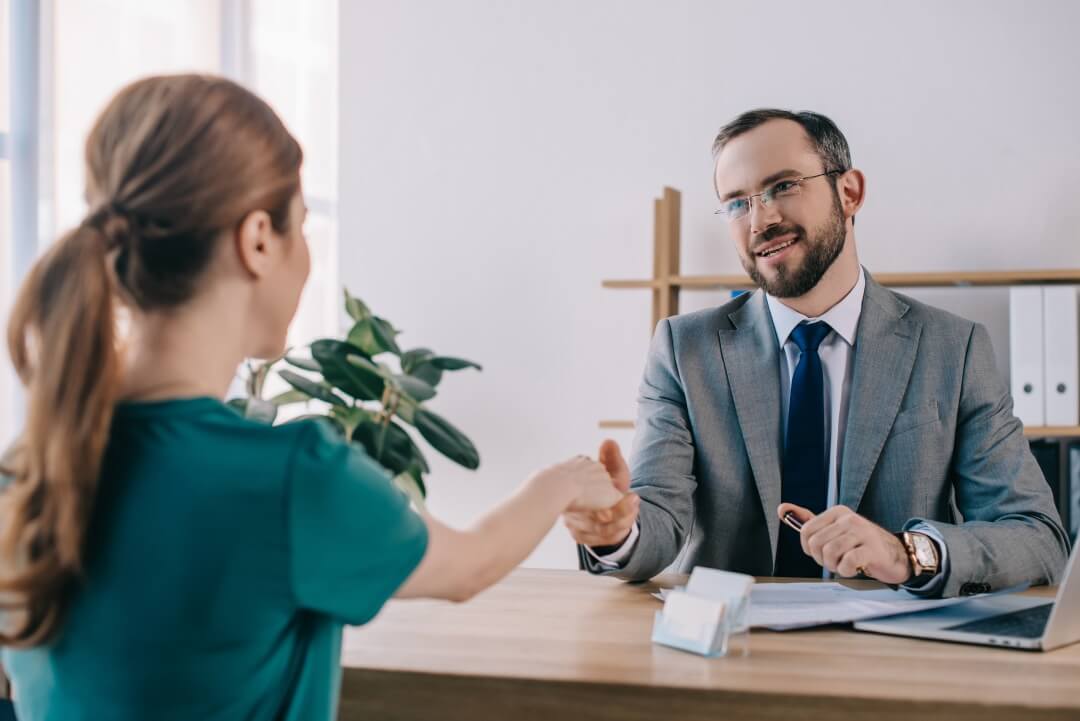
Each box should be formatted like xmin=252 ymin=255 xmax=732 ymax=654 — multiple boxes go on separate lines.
xmin=777 ymin=503 xmax=911 ymax=585
xmin=562 ymin=439 xmax=639 ymax=550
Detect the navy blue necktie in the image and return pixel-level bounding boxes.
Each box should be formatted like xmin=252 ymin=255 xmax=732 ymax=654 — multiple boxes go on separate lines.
xmin=776 ymin=320 xmax=832 ymax=578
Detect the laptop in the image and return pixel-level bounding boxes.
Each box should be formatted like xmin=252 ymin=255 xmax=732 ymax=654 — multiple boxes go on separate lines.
xmin=854 ymin=542 xmax=1080 ymax=651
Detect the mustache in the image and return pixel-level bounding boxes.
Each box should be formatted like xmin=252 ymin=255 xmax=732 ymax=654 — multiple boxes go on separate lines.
xmin=752 ymin=225 xmax=804 ymax=253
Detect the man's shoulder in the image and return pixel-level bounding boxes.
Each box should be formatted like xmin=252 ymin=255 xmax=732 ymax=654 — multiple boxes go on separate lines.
xmin=870 ymin=282 xmax=977 ymax=339
xmin=665 ymin=291 xmax=755 ymax=336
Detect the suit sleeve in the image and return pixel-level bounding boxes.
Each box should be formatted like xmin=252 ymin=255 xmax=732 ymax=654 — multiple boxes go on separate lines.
xmin=905 ymin=323 xmax=1070 ymax=597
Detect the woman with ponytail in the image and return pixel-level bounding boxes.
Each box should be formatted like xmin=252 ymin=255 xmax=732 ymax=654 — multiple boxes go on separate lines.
xmin=0 ymin=75 xmax=623 ymax=720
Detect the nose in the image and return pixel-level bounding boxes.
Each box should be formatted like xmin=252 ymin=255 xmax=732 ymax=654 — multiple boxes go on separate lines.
xmin=748 ymin=194 xmax=783 ymax=236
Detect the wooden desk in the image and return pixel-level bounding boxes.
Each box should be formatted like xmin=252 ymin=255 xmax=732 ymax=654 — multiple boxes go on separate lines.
xmin=340 ymin=569 xmax=1080 ymax=721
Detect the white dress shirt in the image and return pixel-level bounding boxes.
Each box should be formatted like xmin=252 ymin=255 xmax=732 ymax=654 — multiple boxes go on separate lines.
xmin=589 ymin=268 xmax=948 ymax=591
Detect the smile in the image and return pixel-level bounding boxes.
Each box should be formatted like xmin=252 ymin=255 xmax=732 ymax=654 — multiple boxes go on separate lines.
xmin=756 ymin=237 xmax=798 ymax=258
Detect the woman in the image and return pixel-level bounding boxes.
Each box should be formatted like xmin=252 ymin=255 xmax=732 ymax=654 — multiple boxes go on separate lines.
xmin=0 ymin=75 xmax=623 ymax=720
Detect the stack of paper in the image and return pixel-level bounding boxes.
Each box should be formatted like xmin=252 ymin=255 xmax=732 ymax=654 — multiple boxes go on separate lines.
xmin=656 ymin=581 xmax=985 ymax=631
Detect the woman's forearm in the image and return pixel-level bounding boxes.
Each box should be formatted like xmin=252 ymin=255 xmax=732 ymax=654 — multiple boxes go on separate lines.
xmin=459 ymin=472 xmax=577 ymax=594
xmin=396 ymin=457 xmax=617 ymax=602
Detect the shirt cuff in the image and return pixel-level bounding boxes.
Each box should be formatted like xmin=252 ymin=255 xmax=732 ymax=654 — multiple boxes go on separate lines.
xmin=900 ymin=523 xmax=950 ymax=594
xmin=583 ymin=522 xmax=640 ymax=569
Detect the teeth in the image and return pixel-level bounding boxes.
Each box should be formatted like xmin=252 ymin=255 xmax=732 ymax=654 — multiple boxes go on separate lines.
xmin=759 ymin=239 xmax=796 ymax=257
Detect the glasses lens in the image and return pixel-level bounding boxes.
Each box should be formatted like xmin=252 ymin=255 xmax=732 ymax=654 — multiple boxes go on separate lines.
xmin=721 ymin=198 xmax=749 ymax=220
xmin=767 ymin=179 xmax=803 ymax=203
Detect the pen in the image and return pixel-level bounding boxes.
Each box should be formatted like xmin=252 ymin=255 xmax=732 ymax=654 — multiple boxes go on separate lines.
xmin=782 ymin=511 xmax=804 ymax=532
xmin=783 ymin=510 xmax=869 ymax=578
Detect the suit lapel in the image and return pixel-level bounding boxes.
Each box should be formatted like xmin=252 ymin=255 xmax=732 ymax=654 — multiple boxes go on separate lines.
xmin=839 ymin=275 xmax=922 ymax=511
xmin=718 ymin=291 xmax=784 ymax=562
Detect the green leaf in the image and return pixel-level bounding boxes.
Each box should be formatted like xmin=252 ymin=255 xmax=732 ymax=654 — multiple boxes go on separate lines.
xmin=227 ymin=397 xmax=277 ymax=424
xmin=410 ymin=362 xmax=442 ymax=388
xmin=284 ymin=354 xmax=321 ymax=372
xmin=278 ymin=369 xmax=348 ymax=407
xmin=370 ymin=316 xmax=402 ymax=355
xmin=287 ymin=414 xmax=347 ymax=437
xmin=395 ymin=374 xmax=436 ymax=402
xmin=401 ymin=348 xmax=435 ymax=374
xmin=346 ymin=354 xmax=394 ymax=387
xmin=414 ymin=408 xmax=479 ymax=470
xmin=347 ymin=317 xmax=401 ymax=357
xmin=346 ymin=320 xmax=378 ymax=356
xmin=352 ymin=419 xmax=430 ymax=475
xmin=330 ymin=406 xmax=373 ymax=438
xmin=394 ymin=395 xmax=418 ymax=425
xmin=430 ymin=356 xmax=482 ymax=372
xmin=344 ymin=288 xmax=370 ymax=322
xmin=392 ymin=471 xmax=427 ymax=508
xmin=312 ymin=339 xmax=385 ymax=401
xmin=269 ymin=389 xmax=310 ymax=406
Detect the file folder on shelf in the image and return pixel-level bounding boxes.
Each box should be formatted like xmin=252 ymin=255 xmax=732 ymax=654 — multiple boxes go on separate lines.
xmin=1043 ymin=286 xmax=1080 ymax=427
xmin=1070 ymin=444 xmax=1080 ymax=541
xmin=1010 ymin=286 xmax=1045 ymax=426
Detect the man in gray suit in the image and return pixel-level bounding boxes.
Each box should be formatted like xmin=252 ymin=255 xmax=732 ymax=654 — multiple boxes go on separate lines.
xmin=567 ymin=109 xmax=1069 ymax=597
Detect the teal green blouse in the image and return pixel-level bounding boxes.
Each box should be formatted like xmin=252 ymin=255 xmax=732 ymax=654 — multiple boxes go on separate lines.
xmin=3 ymin=397 xmax=428 ymax=720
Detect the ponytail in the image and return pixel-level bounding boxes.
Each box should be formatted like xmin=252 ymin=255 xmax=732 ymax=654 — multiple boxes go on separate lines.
xmin=0 ymin=218 xmax=122 ymax=646
xmin=0 ymin=73 xmax=301 ymax=648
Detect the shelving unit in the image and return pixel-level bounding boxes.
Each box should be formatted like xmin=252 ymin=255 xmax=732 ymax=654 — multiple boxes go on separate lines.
xmin=600 ymin=187 xmax=1080 ymax=441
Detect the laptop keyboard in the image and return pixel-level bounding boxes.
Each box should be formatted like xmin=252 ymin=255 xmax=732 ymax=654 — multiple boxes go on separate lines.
xmin=945 ymin=603 xmax=1053 ymax=639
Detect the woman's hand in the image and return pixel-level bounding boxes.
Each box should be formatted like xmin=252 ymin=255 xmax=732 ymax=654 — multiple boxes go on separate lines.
xmin=537 ymin=454 xmax=623 ymax=513
xmin=561 ymin=440 xmax=639 ymax=549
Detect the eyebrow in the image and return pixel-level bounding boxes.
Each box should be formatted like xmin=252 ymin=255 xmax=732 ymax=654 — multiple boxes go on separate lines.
xmin=719 ymin=168 xmax=806 ymax=202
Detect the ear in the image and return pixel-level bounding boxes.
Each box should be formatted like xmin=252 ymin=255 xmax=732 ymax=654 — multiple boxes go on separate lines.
xmin=836 ymin=169 xmax=866 ymax=222
xmin=234 ymin=210 xmax=276 ymax=279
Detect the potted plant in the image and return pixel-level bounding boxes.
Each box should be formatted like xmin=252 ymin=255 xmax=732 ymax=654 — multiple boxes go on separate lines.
xmin=231 ymin=289 xmax=481 ymax=505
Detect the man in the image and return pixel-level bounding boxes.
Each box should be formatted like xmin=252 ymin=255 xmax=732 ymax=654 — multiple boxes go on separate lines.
xmin=568 ymin=109 xmax=1069 ymax=596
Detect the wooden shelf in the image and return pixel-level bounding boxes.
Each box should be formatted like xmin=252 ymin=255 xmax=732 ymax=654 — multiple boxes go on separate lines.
xmin=1026 ymin=426 xmax=1080 ymax=439
xmin=601 ymin=421 xmax=1080 ymax=438
xmin=598 ymin=420 xmax=635 ymax=430
xmin=603 ymin=269 xmax=1080 ymax=291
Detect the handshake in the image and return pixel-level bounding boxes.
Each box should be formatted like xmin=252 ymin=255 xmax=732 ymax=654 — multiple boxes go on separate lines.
xmin=545 ymin=440 xmax=640 ymax=552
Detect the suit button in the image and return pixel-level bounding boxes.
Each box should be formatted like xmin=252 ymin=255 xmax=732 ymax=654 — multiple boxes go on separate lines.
xmin=960 ymin=582 xmax=991 ymax=595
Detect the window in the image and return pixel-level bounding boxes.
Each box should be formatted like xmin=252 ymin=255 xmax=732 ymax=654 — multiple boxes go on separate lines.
xmin=51 ymin=0 xmax=221 ymax=233
xmin=50 ymin=0 xmax=339 ymax=348
xmin=247 ymin=0 xmax=340 ymax=346
xmin=1 ymin=0 xmax=340 ymax=437
xmin=1 ymin=0 xmax=13 ymax=447
xmin=0 ymin=0 xmax=9 ymax=136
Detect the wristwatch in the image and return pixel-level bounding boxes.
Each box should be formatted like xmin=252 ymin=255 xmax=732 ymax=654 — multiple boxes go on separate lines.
xmin=898 ymin=531 xmax=940 ymax=582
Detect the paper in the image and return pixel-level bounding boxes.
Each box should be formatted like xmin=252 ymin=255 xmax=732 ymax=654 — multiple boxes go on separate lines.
xmin=655 ymin=581 xmax=984 ymax=631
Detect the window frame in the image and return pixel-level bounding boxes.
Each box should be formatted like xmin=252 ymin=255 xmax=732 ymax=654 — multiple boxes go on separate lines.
xmin=2 ymin=0 xmax=339 ymax=440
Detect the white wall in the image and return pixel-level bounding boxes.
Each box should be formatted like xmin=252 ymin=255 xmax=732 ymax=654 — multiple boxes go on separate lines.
xmin=339 ymin=0 xmax=1080 ymax=568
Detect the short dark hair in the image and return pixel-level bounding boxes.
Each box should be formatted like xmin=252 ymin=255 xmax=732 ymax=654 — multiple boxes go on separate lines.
xmin=712 ymin=109 xmax=852 ymax=173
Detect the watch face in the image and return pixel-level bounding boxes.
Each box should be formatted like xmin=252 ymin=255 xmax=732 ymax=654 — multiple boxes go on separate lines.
xmin=912 ymin=535 xmax=936 ymax=567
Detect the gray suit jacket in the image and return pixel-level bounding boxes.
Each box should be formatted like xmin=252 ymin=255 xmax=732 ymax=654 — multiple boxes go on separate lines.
xmin=582 ymin=273 xmax=1070 ymax=597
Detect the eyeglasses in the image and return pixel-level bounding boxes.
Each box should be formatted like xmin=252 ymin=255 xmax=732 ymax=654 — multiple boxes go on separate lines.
xmin=715 ymin=170 xmax=844 ymax=221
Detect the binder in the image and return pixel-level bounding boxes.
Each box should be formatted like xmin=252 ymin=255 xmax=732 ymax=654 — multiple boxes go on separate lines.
xmin=1043 ymin=286 xmax=1080 ymax=426
xmin=1070 ymin=443 xmax=1080 ymax=541
xmin=1010 ymin=287 xmax=1045 ymax=426
xmin=1030 ymin=439 xmax=1063 ymax=517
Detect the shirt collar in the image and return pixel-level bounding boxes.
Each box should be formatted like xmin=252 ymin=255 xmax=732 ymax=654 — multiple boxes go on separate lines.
xmin=765 ymin=266 xmax=865 ymax=349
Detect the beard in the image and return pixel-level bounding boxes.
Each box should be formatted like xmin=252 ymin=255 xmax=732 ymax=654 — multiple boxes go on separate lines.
xmin=742 ymin=194 xmax=847 ymax=299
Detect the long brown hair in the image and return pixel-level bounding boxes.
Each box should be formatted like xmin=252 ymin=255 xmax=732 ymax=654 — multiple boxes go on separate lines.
xmin=0 ymin=74 xmax=302 ymax=646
